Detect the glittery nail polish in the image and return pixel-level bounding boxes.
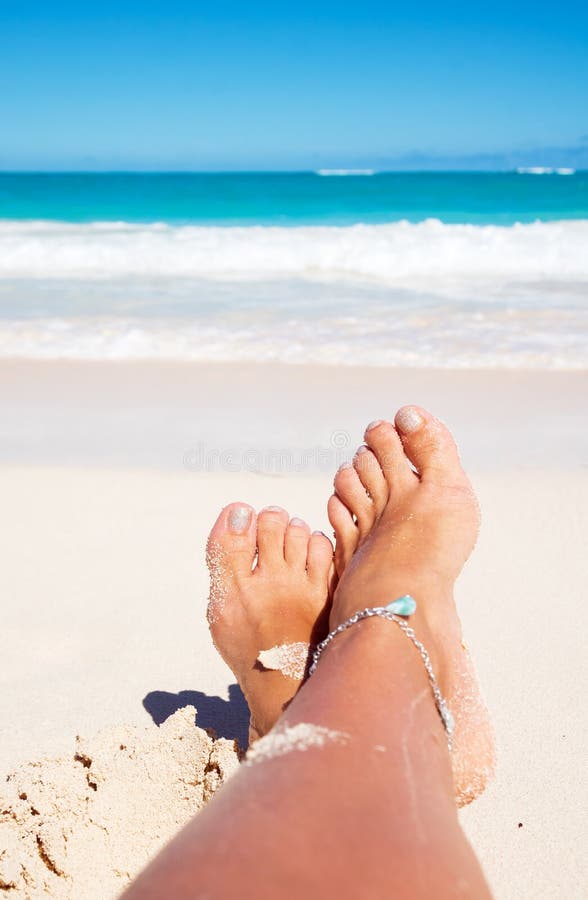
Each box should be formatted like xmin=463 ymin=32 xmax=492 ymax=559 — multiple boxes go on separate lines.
xmin=395 ymin=407 xmax=424 ymax=434
xmin=228 ymin=505 xmax=252 ymax=533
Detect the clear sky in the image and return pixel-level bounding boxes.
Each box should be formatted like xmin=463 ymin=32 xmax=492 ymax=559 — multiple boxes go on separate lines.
xmin=1 ymin=0 xmax=587 ymax=170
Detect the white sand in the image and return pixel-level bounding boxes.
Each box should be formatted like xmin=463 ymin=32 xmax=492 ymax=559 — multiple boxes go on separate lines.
xmin=1 ymin=361 xmax=587 ymax=898
xmin=257 ymin=642 xmax=312 ymax=680
xmin=0 ymin=708 xmax=239 ymax=897
xmin=245 ymin=722 xmax=349 ymax=765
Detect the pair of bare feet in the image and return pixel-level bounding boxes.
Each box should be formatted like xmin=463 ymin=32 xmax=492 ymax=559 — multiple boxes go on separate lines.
xmin=206 ymin=405 xmax=495 ymax=807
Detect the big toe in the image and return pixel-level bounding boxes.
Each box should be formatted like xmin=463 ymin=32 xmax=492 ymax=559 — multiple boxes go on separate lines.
xmin=206 ymin=502 xmax=256 ymax=590
xmin=394 ymin=406 xmax=464 ymax=484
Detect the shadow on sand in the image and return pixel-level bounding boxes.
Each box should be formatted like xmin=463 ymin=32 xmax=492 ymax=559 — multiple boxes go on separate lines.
xmin=143 ymin=684 xmax=250 ymax=750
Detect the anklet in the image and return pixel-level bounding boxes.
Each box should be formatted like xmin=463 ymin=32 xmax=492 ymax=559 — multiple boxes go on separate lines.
xmin=308 ymin=596 xmax=454 ymax=751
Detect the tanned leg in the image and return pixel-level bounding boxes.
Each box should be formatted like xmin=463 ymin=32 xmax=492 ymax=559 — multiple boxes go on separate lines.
xmin=124 ymin=408 xmax=493 ymax=899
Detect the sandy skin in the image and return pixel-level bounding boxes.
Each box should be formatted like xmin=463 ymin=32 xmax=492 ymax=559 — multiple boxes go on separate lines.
xmin=206 ymin=506 xmax=333 ymax=743
xmin=327 ymin=406 xmax=495 ymax=805
xmin=126 ymin=403 xmax=495 ymax=900
xmin=206 ymin=405 xmax=495 ymax=805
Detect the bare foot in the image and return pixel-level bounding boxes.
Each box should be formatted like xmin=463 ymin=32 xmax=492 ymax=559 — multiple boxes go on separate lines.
xmin=328 ymin=406 xmax=496 ymax=807
xmin=206 ymin=503 xmax=333 ymax=745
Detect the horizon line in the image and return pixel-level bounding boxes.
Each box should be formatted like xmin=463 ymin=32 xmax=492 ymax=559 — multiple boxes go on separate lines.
xmin=0 ymin=167 xmax=584 ymax=175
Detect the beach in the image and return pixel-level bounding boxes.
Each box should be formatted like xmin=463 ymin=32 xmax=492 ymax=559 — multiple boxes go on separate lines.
xmin=3 ymin=0 xmax=588 ymax=889
xmin=4 ymin=0 xmax=588 ymax=886
xmin=1 ymin=169 xmax=587 ymax=897
xmin=1 ymin=360 xmax=587 ymax=897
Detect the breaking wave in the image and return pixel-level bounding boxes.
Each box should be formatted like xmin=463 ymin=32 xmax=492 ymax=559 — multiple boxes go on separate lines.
xmin=1 ymin=218 xmax=587 ymax=289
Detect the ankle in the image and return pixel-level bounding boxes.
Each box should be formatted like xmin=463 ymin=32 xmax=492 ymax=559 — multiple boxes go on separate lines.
xmin=304 ymin=616 xmax=452 ymax=754
xmin=331 ymin=572 xmax=453 ymax=629
xmin=329 ymin=578 xmax=453 ymax=694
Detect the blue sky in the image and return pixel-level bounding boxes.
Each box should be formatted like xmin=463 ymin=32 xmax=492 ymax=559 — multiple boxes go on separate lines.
xmin=1 ymin=0 xmax=587 ymax=170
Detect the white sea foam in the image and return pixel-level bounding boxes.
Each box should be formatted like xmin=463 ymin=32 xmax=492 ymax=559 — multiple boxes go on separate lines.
xmin=516 ymin=167 xmax=576 ymax=175
xmin=1 ymin=306 xmax=586 ymax=368
xmin=1 ymin=219 xmax=587 ymax=287
xmin=1 ymin=219 xmax=586 ymax=368
xmin=516 ymin=167 xmax=556 ymax=175
xmin=316 ymin=169 xmax=376 ymax=175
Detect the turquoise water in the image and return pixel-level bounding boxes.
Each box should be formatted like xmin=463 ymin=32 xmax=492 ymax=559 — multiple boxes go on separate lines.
xmin=0 ymin=171 xmax=586 ymax=368
xmin=0 ymin=171 xmax=587 ymax=225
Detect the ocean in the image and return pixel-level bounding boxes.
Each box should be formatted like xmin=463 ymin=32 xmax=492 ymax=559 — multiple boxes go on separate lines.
xmin=0 ymin=171 xmax=586 ymax=368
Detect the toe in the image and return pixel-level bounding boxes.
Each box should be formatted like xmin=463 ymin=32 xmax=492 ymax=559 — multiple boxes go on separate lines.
xmin=206 ymin=502 xmax=256 ymax=581
xmin=306 ymin=530 xmax=334 ymax=585
xmin=353 ymin=445 xmax=389 ymax=516
xmin=327 ymin=493 xmax=358 ymax=573
xmin=394 ymin=406 xmax=464 ymax=483
xmin=363 ymin=419 xmax=414 ymax=488
xmin=256 ymin=506 xmax=289 ymax=569
xmin=333 ymin=462 xmax=374 ymax=536
xmin=284 ymin=516 xmax=311 ymax=569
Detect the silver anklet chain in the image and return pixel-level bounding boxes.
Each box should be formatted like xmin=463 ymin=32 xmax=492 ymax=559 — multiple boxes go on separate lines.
xmin=308 ymin=602 xmax=454 ymax=752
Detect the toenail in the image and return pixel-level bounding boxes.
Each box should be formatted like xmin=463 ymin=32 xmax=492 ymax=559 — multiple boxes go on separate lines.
xmin=356 ymin=444 xmax=369 ymax=455
xmin=334 ymin=462 xmax=352 ymax=483
xmin=289 ymin=517 xmax=307 ymax=527
xmin=312 ymin=530 xmax=327 ymax=537
xmin=228 ymin=505 xmax=252 ymax=533
xmin=262 ymin=505 xmax=285 ymax=513
xmin=395 ymin=407 xmax=424 ymax=434
xmin=366 ymin=419 xmax=383 ymax=432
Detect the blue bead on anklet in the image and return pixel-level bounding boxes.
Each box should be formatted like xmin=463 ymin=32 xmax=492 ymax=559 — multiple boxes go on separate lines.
xmin=384 ymin=595 xmax=417 ymax=616
xmin=308 ymin=595 xmax=454 ymax=751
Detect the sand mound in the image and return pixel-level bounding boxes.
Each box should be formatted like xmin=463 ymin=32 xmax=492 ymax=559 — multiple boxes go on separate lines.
xmin=0 ymin=707 xmax=240 ymax=899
